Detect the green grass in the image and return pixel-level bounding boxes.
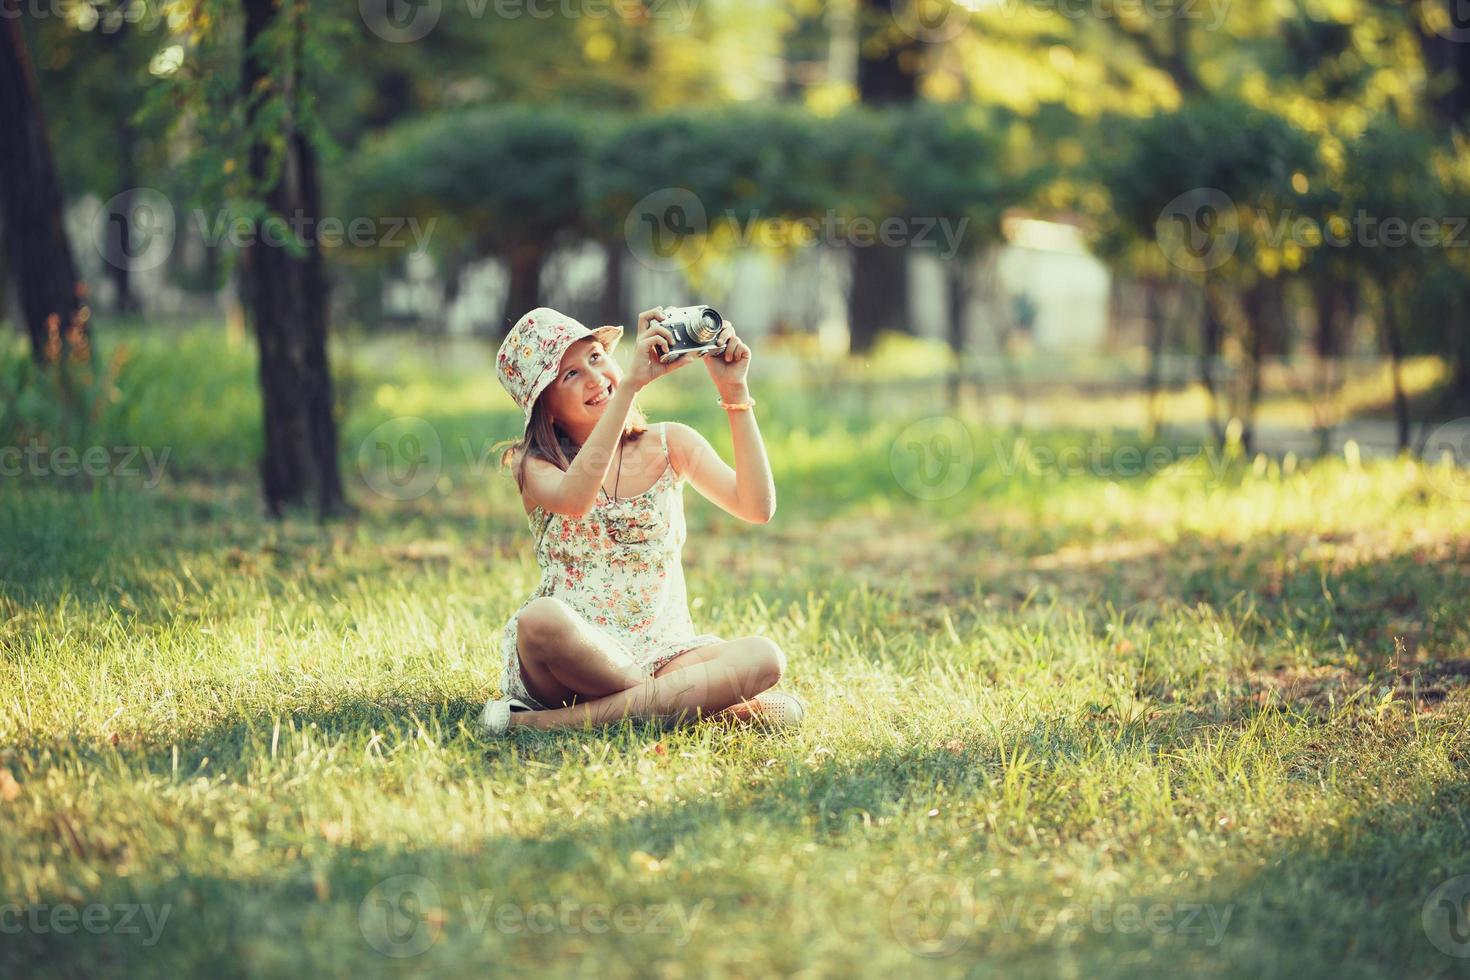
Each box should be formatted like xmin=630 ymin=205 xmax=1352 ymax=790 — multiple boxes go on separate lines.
xmin=2 ymin=323 xmax=1468 ymax=978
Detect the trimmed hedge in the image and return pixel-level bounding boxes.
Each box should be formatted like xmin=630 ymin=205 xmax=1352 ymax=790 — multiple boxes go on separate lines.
xmin=341 ymin=102 xmax=1030 ymax=259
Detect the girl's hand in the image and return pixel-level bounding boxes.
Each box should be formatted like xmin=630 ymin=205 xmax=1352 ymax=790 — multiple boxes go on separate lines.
xmin=626 ymin=307 xmax=695 ymax=391
xmin=704 ymin=320 xmax=751 ymax=392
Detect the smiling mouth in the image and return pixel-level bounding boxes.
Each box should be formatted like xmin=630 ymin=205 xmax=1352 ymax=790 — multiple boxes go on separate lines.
xmin=586 ymin=384 xmax=612 ymax=406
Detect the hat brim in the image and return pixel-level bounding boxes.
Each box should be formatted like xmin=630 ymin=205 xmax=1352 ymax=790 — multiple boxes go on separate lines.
xmin=592 ymin=324 xmax=623 ymax=352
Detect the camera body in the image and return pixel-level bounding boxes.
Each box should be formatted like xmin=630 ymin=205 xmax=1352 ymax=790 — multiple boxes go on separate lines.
xmin=658 ymin=305 xmax=726 ymax=364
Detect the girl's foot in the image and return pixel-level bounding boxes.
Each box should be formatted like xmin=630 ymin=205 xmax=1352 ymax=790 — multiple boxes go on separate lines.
xmin=480 ymin=696 xmax=535 ymax=736
xmin=720 ymin=691 xmax=806 ymax=732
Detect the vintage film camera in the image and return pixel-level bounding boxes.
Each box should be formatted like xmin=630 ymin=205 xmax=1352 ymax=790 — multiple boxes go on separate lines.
xmin=657 ymin=305 xmax=728 ymax=364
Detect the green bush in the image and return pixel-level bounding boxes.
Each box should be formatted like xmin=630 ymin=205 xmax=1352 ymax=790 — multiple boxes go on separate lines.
xmin=346 ymin=103 xmax=1042 ymax=259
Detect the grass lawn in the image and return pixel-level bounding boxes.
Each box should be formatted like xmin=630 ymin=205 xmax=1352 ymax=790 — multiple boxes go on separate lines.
xmin=2 ymin=323 xmax=1468 ymax=978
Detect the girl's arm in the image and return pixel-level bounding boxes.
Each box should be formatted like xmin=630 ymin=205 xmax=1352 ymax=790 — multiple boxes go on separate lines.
xmin=520 ymin=384 xmax=639 ymax=519
xmin=524 ymin=311 xmax=689 ymax=519
xmin=667 ymin=387 xmax=777 ymax=524
xmin=670 ymin=320 xmax=775 ymax=524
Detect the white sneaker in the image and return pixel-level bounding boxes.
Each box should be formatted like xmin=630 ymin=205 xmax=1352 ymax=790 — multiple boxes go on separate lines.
xmin=750 ymin=691 xmax=806 ymax=732
xmin=479 ymin=696 xmax=534 ymax=736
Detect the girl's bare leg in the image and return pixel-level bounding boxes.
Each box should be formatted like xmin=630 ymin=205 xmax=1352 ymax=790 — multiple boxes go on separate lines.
xmin=515 ymin=597 xmax=653 ymax=706
xmin=652 ymin=643 xmax=766 ymax=721
xmin=512 ymin=636 xmax=785 ymax=731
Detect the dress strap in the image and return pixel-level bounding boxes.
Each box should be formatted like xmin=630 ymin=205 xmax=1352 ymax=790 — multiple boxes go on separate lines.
xmin=659 ymin=422 xmax=671 ymax=465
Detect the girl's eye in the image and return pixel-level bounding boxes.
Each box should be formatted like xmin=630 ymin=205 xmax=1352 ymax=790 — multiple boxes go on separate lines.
xmin=566 ymin=352 xmax=601 ymax=380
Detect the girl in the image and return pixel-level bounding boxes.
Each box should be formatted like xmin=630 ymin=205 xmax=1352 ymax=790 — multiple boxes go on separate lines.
xmin=480 ymin=306 xmax=804 ymax=735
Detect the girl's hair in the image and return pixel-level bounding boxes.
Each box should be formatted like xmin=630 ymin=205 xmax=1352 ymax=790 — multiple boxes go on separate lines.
xmin=497 ymin=390 xmax=650 ymax=493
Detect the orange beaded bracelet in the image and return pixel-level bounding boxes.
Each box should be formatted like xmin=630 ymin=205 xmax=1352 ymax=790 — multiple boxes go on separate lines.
xmin=718 ymin=396 xmax=756 ymax=412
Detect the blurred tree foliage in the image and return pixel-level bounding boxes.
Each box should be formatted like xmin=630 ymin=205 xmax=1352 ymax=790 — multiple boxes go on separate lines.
xmin=15 ymin=0 xmax=1470 ymax=462
xmin=341 ymin=101 xmax=1037 ymax=337
xmin=1099 ymin=99 xmax=1319 ymax=449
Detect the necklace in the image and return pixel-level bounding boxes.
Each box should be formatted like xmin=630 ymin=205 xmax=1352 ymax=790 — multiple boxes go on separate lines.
xmin=603 ymin=440 xmax=624 ymax=500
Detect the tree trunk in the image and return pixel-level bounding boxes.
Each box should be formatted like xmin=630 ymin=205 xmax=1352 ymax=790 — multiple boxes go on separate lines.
xmin=1417 ymin=1 xmax=1470 ymax=135
xmin=599 ymin=240 xmax=625 ymax=329
xmin=944 ymin=256 xmax=969 ymax=413
xmin=100 ymin=21 xmax=140 ymax=315
xmin=438 ymin=244 xmax=468 ymax=337
xmin=1239 ymin=281 xmax=1277 ymax=456
xmin=240 ymin=0 xmax=345 ymax=519
xmin=846 ymin=0 xmax=921 ymax=356
xmin=202 ymin=235 xmax=221 ymax=289
xmin=0 ymin=0 xmax=89 ymax=364
xmin=362 ymin=67 xmax=414 ymax=131
xmin=847 ymin=244 xmax=909 ymax=355
xmin=501 ymin=243 xmax=545 ymax=338
xmin=1314 ymin=277 xmax=1339 ymax=360
xmin=1144 ymin=279 xmax=1167 ymax=440
xmin=1199 ymin=280 xmax=1227 ymax=446
xmin=1414 ymin=285 xmax=1470 ymax=453
xmin=1413 ymin=5 xmax=1470 ymax=418
xmin=1452 ymin=290 xmax=1470 ymax=414
xmin=1380 ymin=284 xmax=1410 ymax=452
xmin=1312 ymin=276 xmax=1343 ymax=457
xmin=101 ymin=185 xmax=141 ymax=315
xmin=855 ymin=0 xmax=921 ymax=103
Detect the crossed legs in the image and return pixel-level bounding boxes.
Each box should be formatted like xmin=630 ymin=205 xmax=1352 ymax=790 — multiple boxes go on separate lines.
xmin=510 ymin=596 xmax=786 ymax=732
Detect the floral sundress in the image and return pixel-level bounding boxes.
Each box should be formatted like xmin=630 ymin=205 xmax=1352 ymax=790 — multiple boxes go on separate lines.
xmin=498 ymin=422 xmax=725 ymax=707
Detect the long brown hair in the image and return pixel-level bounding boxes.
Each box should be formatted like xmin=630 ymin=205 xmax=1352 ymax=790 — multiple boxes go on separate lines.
xmin=497 ymin=390 xmax=650 ymax=494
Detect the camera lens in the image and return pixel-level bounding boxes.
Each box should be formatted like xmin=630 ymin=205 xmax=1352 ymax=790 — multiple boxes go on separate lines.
xmin=695 ymin=308 xmax=722 ymax=342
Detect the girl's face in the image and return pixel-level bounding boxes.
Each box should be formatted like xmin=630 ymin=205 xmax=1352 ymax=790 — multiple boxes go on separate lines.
xmin=542 ymin=337 xmax=622 ymax=431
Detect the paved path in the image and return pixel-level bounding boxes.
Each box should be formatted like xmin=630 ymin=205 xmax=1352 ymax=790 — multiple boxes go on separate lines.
xmin=1166 ymin=419 xmax=1470 ymax=464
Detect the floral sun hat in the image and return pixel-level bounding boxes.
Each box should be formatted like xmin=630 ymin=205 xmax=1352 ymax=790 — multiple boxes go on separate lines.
xmin=496 ymin=307 xmax=625 ymax=437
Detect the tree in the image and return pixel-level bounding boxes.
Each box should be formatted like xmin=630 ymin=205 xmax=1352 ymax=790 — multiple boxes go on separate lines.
xmin=1411 ymin=0 xmax=1470 ymax=417
xmin=847 ymin=0 xmax=926 ymax=355
xmin=349 ymin=106 xmax=588 ymax=337
xmin=1332 ymin=122 xmax=1456 ymax=450
xmin=239 ymin=0 xmax=345 ymax=517
xmin=0 ymin=0 xmax=90 ymax=365
xmin=888 ymin=103 xmax=1039 ymax=409
xmin=27 ymin=5 xmax=170 ymax=317
xmin=1104 ymin=99 xmax=1317 ymax=452
xmin=143 ymin=0 xmax=348 ymax=518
